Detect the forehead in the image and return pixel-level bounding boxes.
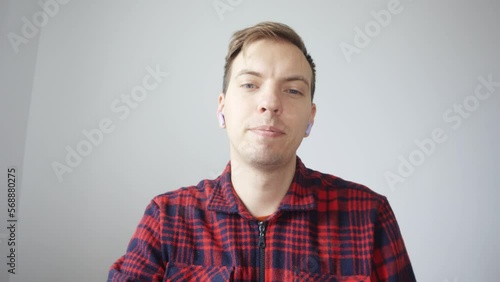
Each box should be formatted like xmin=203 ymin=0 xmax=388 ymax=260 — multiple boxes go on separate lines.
xmin=231 ymin=39 xmax=312 ymax=80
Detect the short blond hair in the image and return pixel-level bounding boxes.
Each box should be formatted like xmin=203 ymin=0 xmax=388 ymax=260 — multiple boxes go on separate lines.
xmin=223 ymin=22 xmax=316 ymax=100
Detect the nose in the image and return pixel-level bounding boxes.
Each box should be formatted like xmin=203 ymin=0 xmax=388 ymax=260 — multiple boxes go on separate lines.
xmin=257 ymin=84 xmax=282 ymax=115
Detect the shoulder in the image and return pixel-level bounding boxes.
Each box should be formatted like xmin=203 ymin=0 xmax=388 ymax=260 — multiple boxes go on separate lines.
xmin=303 ymin=165 xmax=387 ymax=206
xmin=150 ymin=178 xmax=218 ymax=209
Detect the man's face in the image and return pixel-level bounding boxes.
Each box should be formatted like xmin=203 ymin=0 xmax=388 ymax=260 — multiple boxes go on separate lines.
xmin=218 ymin=39 xmax=316 ymax=168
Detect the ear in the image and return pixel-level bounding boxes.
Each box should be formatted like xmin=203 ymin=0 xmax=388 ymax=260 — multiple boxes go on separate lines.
xmin=217 ymin=93 xmax=226 ymax=128
xmin=305 ymin=103 xmax=317 ymax=137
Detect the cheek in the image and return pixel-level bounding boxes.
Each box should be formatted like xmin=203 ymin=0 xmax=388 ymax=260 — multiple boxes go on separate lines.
xmin=225 ymin=99 xmax=254 ymax=120
xmin=224 ymin=108 xmax=247 ymax=129
xmin=286 ymin=106 xmax=311 ymax=122
xmin=290 ymin=116 xmax=311 ymax=136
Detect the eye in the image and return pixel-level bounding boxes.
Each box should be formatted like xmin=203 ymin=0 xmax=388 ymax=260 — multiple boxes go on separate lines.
xmin=286 ymin=89 xmax=302 ymax=95
xmin=241 ymin=83 xmax=257 ymax=89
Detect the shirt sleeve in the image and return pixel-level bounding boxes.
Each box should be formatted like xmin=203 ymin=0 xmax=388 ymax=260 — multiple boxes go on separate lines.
xmin=370 ymin=197 xmax=417 ymax=282
xmin=107 ymin=200 xmax=166 ymax=282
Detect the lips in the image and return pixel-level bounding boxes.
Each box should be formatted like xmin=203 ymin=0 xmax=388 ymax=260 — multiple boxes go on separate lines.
xmin=249 ymin=125 xmax=285 ymax=137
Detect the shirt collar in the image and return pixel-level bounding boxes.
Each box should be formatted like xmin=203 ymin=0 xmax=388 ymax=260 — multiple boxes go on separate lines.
xmin=207 ymin=156 xmax=317 ymax=218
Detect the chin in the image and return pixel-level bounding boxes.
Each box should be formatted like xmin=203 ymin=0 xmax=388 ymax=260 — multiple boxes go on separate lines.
xmin=246 ymin=151 xmax=289 ymax=168
xmin=233 ymin=143 xmax=295 ymax=168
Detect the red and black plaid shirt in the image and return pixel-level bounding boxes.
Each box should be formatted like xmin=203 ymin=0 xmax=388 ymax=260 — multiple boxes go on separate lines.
xmin=108 ymin=157 xmax=416 ymax=281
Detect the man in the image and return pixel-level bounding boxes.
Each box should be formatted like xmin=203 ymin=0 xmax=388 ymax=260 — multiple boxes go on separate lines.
xmin=108 ymin=22 xmax=416 ymax=281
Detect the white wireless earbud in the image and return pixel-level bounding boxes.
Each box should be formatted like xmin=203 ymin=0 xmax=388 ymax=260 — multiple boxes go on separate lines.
xmin=305 ymin=122 xmax=313 ymax=136
xmin=218 ymin=112 xmax=225 ymax=127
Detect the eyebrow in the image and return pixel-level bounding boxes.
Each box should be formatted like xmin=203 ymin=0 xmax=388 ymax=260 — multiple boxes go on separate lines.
xmin=283 ymin=75 xmax=310 ymax=89
xmin=235 ymin=69 xmax=310 ymax=89
xmin=235 ymin=69 xmax=262 ymax=78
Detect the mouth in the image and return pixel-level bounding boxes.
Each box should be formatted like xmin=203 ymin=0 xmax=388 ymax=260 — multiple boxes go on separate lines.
xmin=249 ymin=125 xmax=285 ymax=137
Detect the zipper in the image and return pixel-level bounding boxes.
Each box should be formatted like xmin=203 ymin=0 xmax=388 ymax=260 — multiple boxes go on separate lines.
xmin=258 ymin=221 xmax=267 ymax=282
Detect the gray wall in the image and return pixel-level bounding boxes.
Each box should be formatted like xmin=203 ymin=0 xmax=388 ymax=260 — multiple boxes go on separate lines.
xmin=1 ymin=0 xmax=499 ymax=281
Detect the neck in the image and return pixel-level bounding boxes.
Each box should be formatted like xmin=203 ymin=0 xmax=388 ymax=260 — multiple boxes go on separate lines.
xmin=230 ymin=156 xmax=297 ymax=217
